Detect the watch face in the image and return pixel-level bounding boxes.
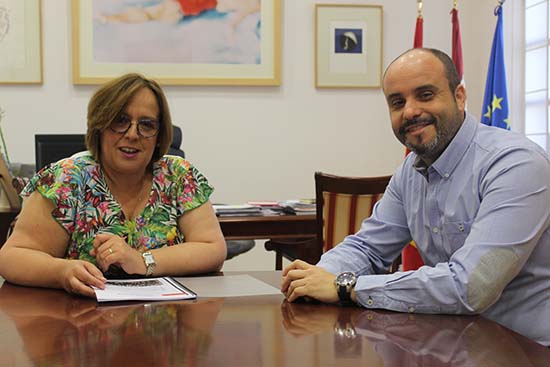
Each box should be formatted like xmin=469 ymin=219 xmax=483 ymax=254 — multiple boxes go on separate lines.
xmin=143 ymin=252 xmax=155 ymax=266
xmin=142 ymin=252 xmax=156 ymax=276
xmin=337 ymin=272 xmax=356 ymax=287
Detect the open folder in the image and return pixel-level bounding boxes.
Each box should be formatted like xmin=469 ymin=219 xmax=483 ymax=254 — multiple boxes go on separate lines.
xmin=93 ymin=277 xmax=196 ymax=302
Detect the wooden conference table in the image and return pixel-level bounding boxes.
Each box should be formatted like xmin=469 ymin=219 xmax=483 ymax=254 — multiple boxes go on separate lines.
xmin=0 ymin=272 xmax=548 ymax=367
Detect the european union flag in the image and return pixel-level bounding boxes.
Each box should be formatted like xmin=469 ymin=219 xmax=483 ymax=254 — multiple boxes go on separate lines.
xmin=481 ymin=5 xmax=510 ymax=130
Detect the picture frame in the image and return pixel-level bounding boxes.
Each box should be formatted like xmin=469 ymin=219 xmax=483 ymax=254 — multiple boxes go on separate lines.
xmin=71 ymin=0 xmax=280 ymax=86
xmin=315 ymin=4 xmax=382 ymax=88
xmin=0 ymin=0 xmax=43 ymax=84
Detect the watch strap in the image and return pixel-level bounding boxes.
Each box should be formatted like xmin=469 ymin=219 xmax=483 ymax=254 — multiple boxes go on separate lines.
xmin=337 ymin=285 xmax=354 ymax=306
xmin=335 ymin=272 xmax=357 ymax=306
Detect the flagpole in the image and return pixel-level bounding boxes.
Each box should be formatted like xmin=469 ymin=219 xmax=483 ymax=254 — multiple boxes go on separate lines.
xmin=495 ymin=0 xmax=506 ymax=15
xmin=401 ymin=0 xmax=426 ymax=272
xmin=413 ymin=1 xmax=423 ymax=50
xmin=451 ymin=1 xmax=463 ymax=81
xmin=481 ymin=0 xmax=510 ymax=129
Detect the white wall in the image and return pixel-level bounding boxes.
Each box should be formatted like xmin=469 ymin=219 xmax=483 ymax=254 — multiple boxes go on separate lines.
xmin=0 ymin=0 xmax=500 ymax=270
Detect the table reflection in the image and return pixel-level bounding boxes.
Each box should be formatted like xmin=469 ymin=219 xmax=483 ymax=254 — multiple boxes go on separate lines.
xmin=1 ymin=274 xmax=547 ymax=367
xmin=0 ymin=282 xmax=223 ymax=367
xmin=281 ymin=301 xmax=543 ymax=367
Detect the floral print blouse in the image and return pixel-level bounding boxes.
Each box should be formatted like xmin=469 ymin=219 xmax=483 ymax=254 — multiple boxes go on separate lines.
xmin=21 ymin=152 xmax=213 ymax=266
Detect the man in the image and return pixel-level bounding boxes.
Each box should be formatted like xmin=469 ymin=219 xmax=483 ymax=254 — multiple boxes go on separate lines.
xmin=281 ymin=48 xmax=550 ymax=346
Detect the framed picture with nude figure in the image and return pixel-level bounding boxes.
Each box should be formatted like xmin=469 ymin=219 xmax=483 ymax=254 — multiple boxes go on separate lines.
xmin=72 ymin=0 xmax=281 ymax=86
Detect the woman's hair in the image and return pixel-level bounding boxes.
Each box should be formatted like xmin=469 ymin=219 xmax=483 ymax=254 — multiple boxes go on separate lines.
xmin=85 ymin=73 xmax=173 ymax=163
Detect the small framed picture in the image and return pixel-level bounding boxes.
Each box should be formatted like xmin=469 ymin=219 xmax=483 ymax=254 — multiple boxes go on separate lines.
xmin=315 ymin=4 xmax=383 ymax=88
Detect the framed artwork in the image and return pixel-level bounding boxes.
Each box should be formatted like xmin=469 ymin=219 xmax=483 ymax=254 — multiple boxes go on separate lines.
xmin=315 ymin=4 xmax=382 ymax=88
xmin=72 ymin=0 xmax=280 ymax=86
xmin=0 ymin=0 xmax=42 ymax=84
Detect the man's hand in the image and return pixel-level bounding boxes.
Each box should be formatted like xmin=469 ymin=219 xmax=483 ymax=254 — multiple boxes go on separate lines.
xmin=281 ymin=260 xmax=338 ymax=304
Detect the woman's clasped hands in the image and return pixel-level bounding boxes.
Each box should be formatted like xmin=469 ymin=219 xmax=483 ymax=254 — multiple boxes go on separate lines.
xmin=60 ymin=233 xmax=146 ymax=298
xmin=90 ymin=233 xmax=146 ymax=275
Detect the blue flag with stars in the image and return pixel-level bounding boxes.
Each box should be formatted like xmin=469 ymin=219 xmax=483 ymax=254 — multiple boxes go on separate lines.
xmin=481 ymin=5 xmax=510 ymax=130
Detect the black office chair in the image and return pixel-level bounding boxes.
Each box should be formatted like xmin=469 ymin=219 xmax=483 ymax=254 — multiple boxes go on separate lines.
xmin=168 ymin=125 xmax=185 ymax=158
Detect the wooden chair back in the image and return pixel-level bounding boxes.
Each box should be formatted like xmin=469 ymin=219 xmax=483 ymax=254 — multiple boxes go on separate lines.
xmin=315 ymin=172 xmax=391 ymax=254
xmin=264 ymin=172 xmax=391 ymax=270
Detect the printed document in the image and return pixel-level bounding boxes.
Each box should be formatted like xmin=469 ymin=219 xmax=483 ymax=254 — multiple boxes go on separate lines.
xmin=93 ymin=277 xmax=196 ymax=302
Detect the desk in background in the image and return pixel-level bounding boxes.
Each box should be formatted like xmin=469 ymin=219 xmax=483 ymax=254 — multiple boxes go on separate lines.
xmin=0 ymin=209 xmax=316 ymax=243
xmin=218 ymin=213 xmax=316 ymax=240
xmin=0 ymin=272 xmax=547 ymax=367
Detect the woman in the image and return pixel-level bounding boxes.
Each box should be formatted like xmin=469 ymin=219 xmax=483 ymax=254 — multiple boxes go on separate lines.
xmin=0 ymin=73 xmax=227 ymax=297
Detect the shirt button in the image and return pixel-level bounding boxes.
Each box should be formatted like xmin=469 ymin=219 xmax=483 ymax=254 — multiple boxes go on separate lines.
xmin=408 ymin=306 xmax=415 ymax=313
xmin=366 ymin=298 xmax=374 ymax=306
xmin=444 ymin=173 xmax=450 ymax=178
xmin=432 ymin=227 xmax=439 ymax=233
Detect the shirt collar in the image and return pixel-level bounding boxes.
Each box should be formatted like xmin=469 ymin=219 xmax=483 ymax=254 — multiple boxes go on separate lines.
xmin=413 ymin=112 xmax=478 ymax=178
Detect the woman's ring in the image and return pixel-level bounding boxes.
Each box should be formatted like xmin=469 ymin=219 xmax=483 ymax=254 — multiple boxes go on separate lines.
xmin=108 ymin=248 xmax=113 ymax=255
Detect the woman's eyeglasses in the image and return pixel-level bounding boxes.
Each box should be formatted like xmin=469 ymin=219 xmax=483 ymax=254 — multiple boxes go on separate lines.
xmin=110 ymin=115 xmax=159 ymax=138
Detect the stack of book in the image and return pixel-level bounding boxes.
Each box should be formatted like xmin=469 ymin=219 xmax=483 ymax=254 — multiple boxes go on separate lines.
xmin=213 ymin=200 xmax=316 ymax=217
xmin=278 ymin=199 xmax=316 ymax=215
xmin=213 ymin=204 xmax=263 ymax=217
xmin=247 ymin=201 xmax=283 ymax=215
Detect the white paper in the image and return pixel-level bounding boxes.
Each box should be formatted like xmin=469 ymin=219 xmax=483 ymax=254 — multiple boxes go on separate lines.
xmin=94 ymin=277 xmax=196 ymax=302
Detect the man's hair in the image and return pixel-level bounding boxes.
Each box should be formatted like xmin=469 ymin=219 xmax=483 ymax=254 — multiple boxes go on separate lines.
xmin=385 ymin=48 xmax=461 ymax=93
xmin=85 ymin=73 xmax=173 ymax=164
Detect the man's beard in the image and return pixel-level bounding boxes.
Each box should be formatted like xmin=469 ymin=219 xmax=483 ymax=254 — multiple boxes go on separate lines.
xmin=398 ymin=112 xmax=460 ymax=162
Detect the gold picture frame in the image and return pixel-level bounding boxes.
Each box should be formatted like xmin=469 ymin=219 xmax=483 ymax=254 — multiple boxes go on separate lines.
xmin=71 ymin=0 xmax=281 ymax=86
xmin=0 ymin=0 xmax=43 ymax=84
xmin=315 ymin=4 xmax=382 ymax=88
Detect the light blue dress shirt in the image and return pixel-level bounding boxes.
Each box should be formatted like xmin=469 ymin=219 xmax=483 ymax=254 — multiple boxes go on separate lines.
xmin=318 ymin=113 xmax=550 ymax=346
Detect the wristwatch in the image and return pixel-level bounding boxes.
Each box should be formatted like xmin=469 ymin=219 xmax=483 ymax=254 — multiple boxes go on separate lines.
xmin=334 ymin=271 xmax=357 ymax=306
xmin=142 ymin=251 xmax=156 ymax=277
